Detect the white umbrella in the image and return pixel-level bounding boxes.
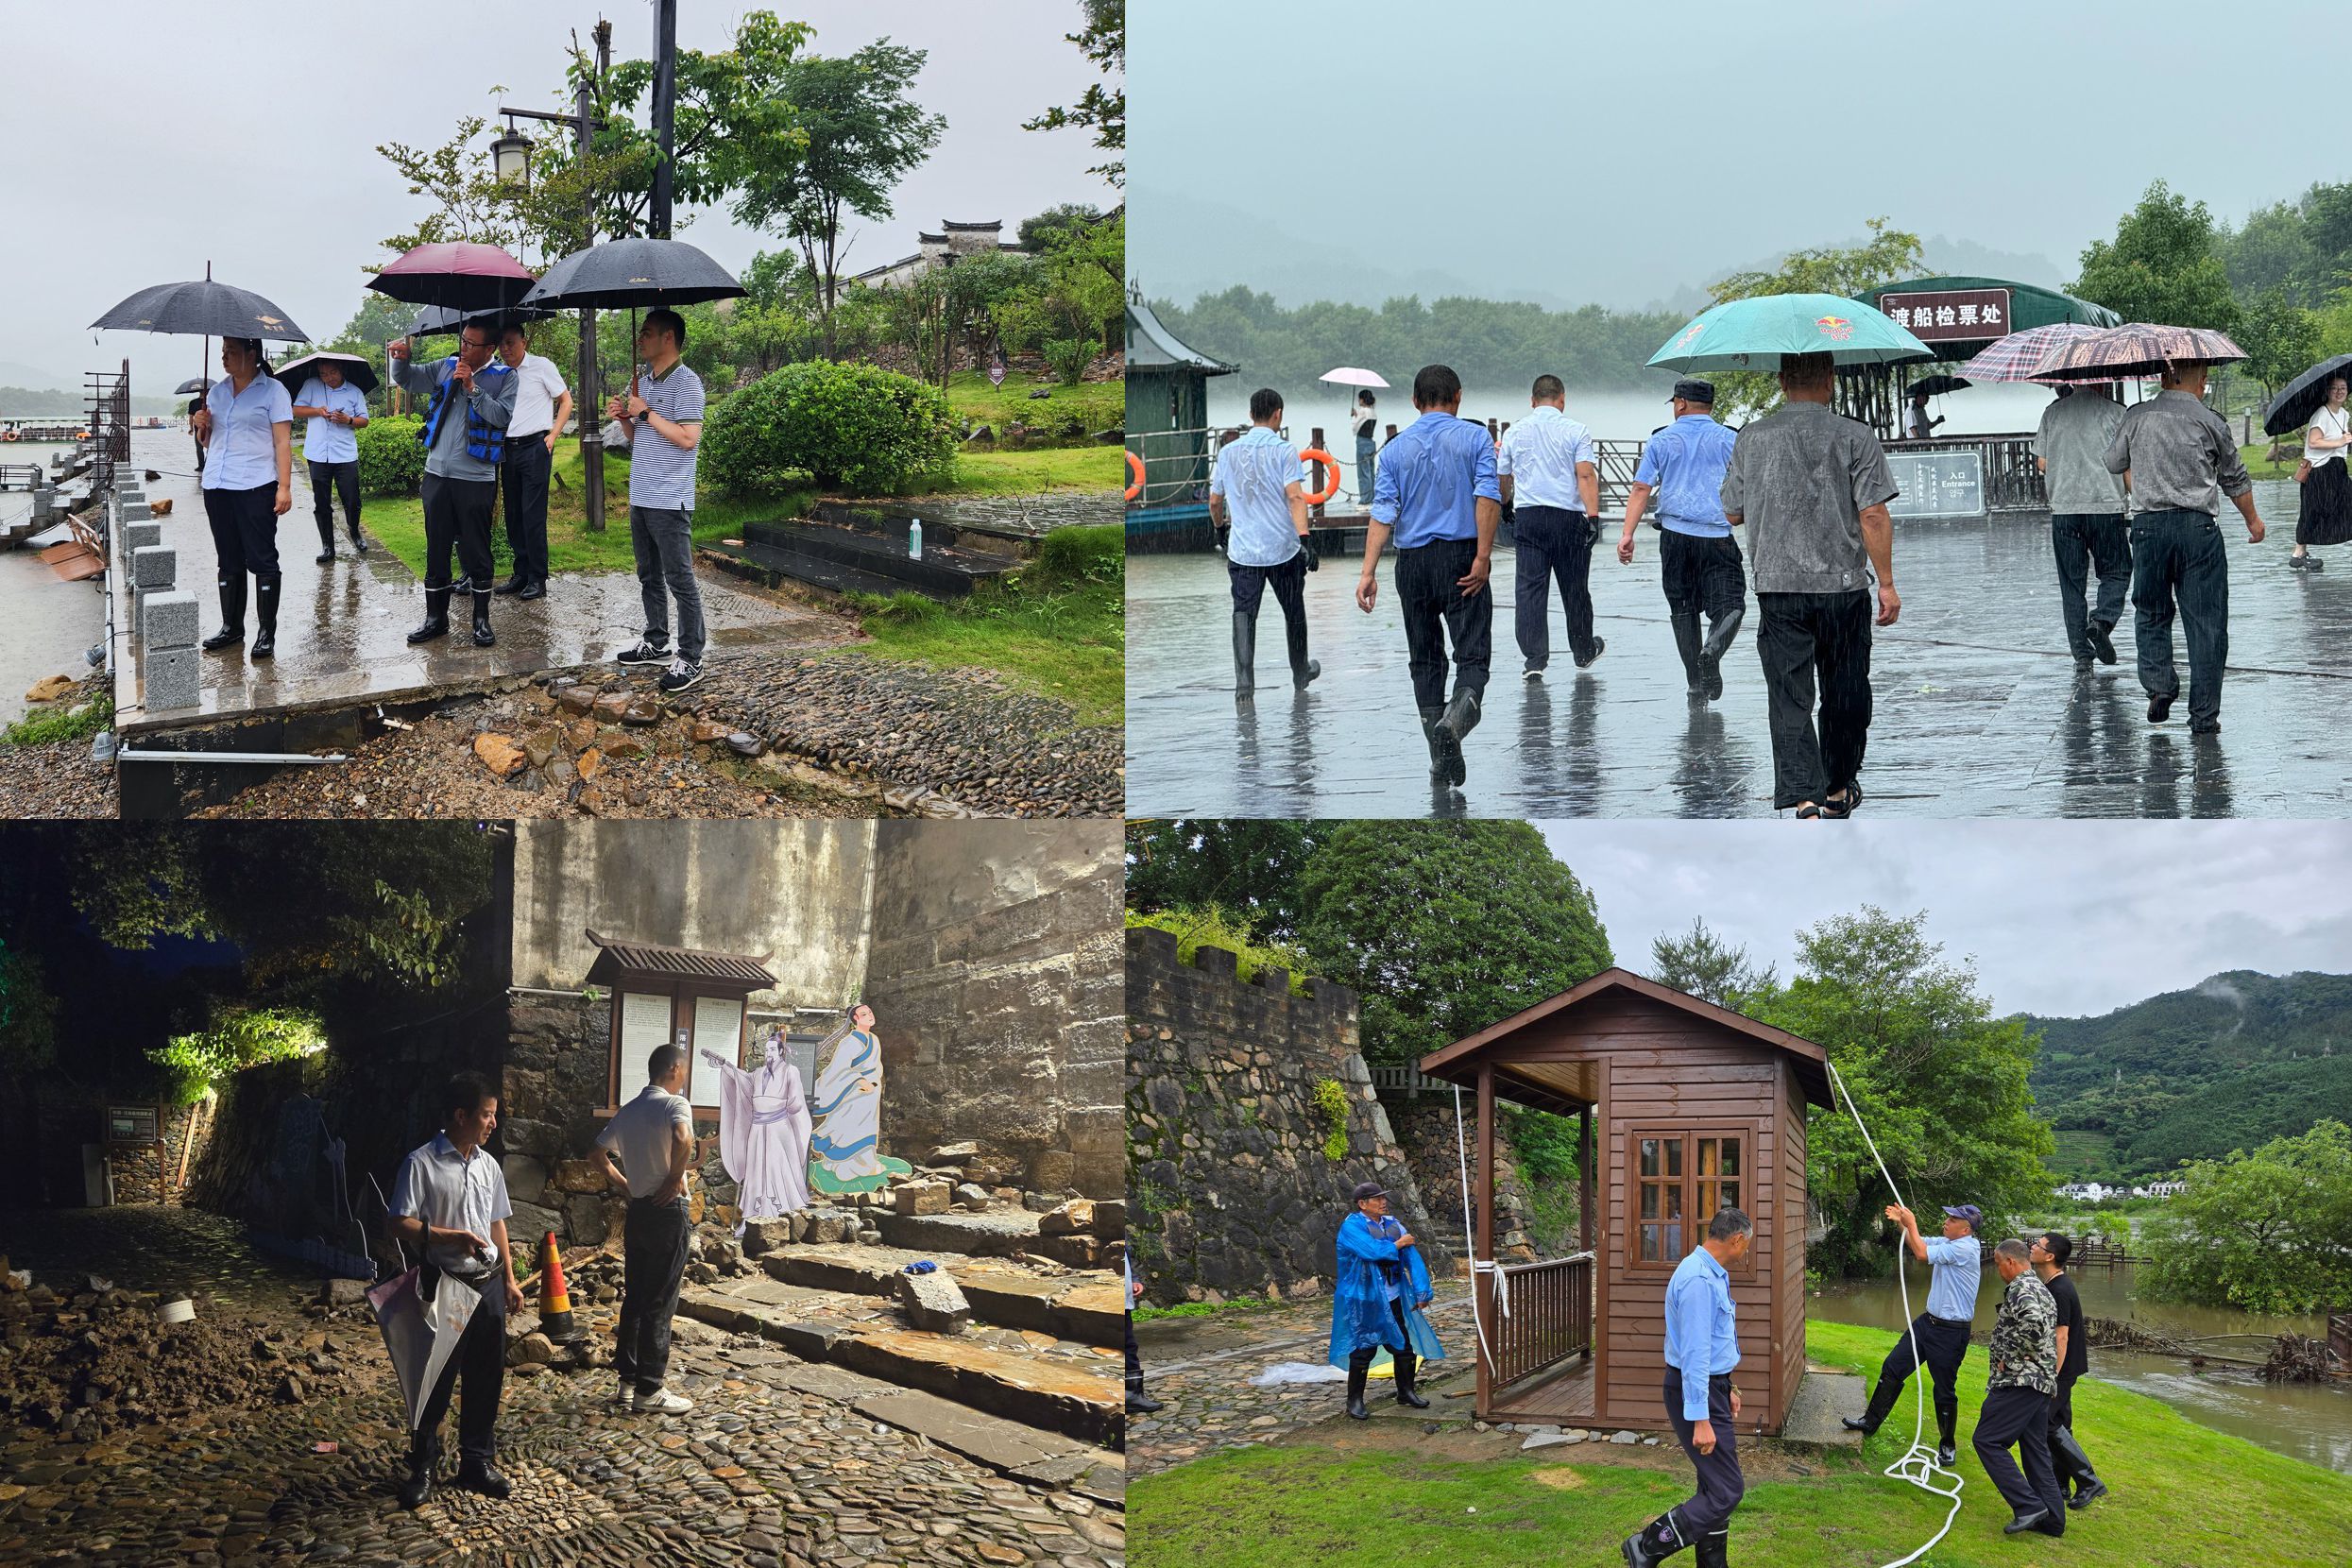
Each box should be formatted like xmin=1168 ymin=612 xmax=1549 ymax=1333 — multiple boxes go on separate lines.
xmin=368 ymin=1260 xmax=482 ymax=1430
xmin=1318 ymin=369 xmax=1390 ymax=503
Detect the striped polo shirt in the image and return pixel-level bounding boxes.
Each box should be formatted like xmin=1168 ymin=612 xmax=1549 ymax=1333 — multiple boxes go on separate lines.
xmin=629 ymin=360 xmax=705 ymax=511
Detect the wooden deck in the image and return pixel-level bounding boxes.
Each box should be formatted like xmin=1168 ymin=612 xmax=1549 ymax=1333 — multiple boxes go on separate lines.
xmin=1488 ymin=1353 xmax=1595 ymax=1423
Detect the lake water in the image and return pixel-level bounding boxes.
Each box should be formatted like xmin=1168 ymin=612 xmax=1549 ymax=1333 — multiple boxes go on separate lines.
xmin=1814 ymin=1265 xmax=2350 ymax=1474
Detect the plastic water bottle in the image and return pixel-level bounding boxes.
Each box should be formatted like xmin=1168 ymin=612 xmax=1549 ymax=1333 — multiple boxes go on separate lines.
xmin=908 ymin=518 xmax=923 ymax=559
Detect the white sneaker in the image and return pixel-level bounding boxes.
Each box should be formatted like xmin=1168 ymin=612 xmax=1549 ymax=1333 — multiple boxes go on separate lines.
xmin=611 ymin=1380 xmax=634 ymax=1407
xmin=633 ymin=1387 xmax=693 ymax=1414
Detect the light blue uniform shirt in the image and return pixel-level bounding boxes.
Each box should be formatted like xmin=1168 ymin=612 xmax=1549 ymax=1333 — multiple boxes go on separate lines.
xmin=1923 ymin=1234 xmax=1982 ymax=1322
xmin=1209 ymin=425 xmax=1304 ymax=568
xmin=198 ymin=372 xmax=293 ymax=492
xmin=1662 ymin=1244 xmax=1740 ymax=1421
xmin=628 ymin=360 xmax=706 ymax=512
xmin=1371 ymin=411 xmax=1500 ymax=549
xmin=295 ymin=378 xmax=368 ymax=465
xmin=389 ymin=1133 xmax=513 ymax=1274
xmin=1635 ymin=414 xmax=1740 ymax=538
xmin=1496 ymin=403 xmax=1595 ymax=512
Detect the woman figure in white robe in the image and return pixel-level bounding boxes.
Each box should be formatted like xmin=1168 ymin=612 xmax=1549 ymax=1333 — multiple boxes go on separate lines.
xmin=808 ymin=1004 xmax=909 ymax=1196
xmin=700 ymin=1030 xmax=812 ymax=1234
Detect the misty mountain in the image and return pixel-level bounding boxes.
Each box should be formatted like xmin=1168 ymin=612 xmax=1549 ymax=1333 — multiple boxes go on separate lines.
xmin=0 ymin=361 xmax=72 ymax=396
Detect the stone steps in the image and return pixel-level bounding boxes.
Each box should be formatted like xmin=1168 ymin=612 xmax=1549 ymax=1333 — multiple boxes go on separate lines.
xmin=757 ymin=1243 xmax=1125 ymax=1348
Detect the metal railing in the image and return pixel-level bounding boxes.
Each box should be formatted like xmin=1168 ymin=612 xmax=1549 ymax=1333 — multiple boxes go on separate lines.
xmin=1492 ymin=1252 xmax=1594 ymax=1389
xmin=1369 ymin=1065 xmax=1453 ymax=1097
xmin=1895 ymin=434 xmax=2048 ymax=511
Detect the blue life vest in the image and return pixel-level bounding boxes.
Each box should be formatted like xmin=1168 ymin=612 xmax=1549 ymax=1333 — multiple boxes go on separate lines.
xmin=418 ymin=358 xmax=512 ymax=464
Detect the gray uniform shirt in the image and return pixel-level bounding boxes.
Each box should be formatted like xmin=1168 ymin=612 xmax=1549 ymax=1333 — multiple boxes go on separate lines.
xmin=1719 ymin=401 xmax=1899 ymax=596
xmin=2104 ymin=389 xmax=2251 ymax=518
xmin=392 ymin=355 xmax=517 ymax=483
xmin=2035 ymin=393 xmax=2127 ymax=516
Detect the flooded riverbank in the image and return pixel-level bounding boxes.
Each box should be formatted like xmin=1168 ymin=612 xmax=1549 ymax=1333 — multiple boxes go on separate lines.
xmin=1814 ymin=1264 xmax=2350 ymax=1474
xmin=0 ymin=440 xmax=102 ymax=725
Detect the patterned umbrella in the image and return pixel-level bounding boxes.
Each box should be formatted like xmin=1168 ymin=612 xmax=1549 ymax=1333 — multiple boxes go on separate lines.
xmin=367 ymin=242 xmax=537 ymax=314
xmin=2034 ymin=323 xmax=2246 ymax=382
xmin=1955 ymin=323 xmax=2107 ymax=383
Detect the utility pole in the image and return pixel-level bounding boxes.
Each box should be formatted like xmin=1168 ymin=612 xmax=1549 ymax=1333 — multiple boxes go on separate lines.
xmin=579 ymin=18 xmax=611 ymax=532
xmin=650 ymin=0 xmax=677 ymax=238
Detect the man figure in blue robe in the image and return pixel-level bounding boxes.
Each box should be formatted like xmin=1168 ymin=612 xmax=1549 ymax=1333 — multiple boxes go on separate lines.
xmin=1623 ymin=1206 xmax=1750 ymax=1568
xmin=1327 ymin=1181 xmax=1440 ymax=1419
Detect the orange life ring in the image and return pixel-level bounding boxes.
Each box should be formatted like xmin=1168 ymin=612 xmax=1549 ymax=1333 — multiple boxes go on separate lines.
xmin=1298 ymin=448 xmax=1341 ymax=504
xmin=1124 ymin=449 xmax=1144 ymax=501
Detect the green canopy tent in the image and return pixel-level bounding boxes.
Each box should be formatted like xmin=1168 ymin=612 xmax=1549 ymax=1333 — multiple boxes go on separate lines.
xmin=1125 ymin=287 xmax=1237 ymax=543
xmin=1845 ymin=276 xmax=2121 ymax=435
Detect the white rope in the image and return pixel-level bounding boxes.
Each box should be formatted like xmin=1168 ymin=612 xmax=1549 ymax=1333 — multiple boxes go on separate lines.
xmin=1451 ymin=1082 xmax=1503 ymax=1375
xmin=1826 ymin=1057 xmax=1967 ymax=1568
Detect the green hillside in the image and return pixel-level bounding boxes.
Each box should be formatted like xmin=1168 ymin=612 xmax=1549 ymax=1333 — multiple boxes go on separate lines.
xmin=2024 ymin=970 xmax=2352 ymax=1175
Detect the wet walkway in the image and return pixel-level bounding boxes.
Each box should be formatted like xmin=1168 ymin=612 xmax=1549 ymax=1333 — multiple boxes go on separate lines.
xmin=1126 ymin=485 xmax=2351 ymax=818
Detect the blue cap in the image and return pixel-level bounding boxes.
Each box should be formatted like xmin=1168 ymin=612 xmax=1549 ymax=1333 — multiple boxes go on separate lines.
xmin=1942 ymin=1204 xmax=1984 ymax=1233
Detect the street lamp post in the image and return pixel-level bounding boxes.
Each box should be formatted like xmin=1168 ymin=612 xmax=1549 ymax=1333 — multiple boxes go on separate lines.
xmin=650 ymin=0 xmax=676 ymax=238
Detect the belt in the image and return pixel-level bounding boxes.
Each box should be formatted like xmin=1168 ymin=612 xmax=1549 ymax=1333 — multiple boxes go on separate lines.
xmin=1928 ymin=1312 xmax=1971 ymax=1329
xmin=507 ymin=429 xmax=551 ymax=442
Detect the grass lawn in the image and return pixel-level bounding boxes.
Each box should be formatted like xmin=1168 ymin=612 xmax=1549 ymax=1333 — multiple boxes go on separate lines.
xmin=1130 ymin=1320 xmax=2352 ymax=1568
xmin=941 ymin=367 xmax=1120 ymax=435
xmin=2240 ymin=441 xmax=2302 ymax=481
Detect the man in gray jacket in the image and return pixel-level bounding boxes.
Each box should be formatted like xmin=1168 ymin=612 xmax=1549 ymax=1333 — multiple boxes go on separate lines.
xmin=2035 ymin=384 xmax=2129 ymax=667
xmin=390 ymin=320 xmax=518 ymax=648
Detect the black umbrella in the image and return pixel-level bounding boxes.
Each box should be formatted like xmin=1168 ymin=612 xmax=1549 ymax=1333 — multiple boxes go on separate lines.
xmin=407 ymin=303 xmax=553 ymax=339
xmin=1908 ymin=374 xmax=1971 ymax=398
xmin=2262 ymin=353 xmax=2352 ymax=437
xmin=90 ymin=278 xmax=309 ymax=341
xmin=173 ymin=377 xmax=211 ymax=396
xmin=273 ymin=351 xmax=380 ymax=398
xmin=520 ymin=237 xmax=745 ymax=311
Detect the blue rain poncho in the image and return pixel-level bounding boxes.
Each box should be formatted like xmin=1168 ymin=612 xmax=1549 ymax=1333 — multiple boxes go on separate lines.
xmin=1327 ymin=1211 xmax=1446 ymax=1369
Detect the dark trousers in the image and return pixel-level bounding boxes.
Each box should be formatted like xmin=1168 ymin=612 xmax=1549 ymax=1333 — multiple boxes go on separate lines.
xmin=309 ymin=459 xmax=359 ymax=550
xmin=1393 ymin=535 xmax=1491 ymax=708
xmin=2052 ymin=512 xmax=2128 ymax=657
xmin=2129 ymin=508 xmax=2229 ymax=722
xmin=614 ymin=1194 xmax=690 ymax=1396
xmin=1659 ymin=528 xmax=1747 ymax=617
xmin=2040 ymin=1368 xmax=2094 ymax=1490
xmin=1975 ymin=1385 xmax=2065 ymax=1530
xmin=414 ymin=1266 xmax=506 ymax=1463
xmin=1230 ymin=553 xmax=1311 ymax=669
xmin=503 ymin=437 xmax=553 ymax=583
xmin=1512 ymin=505 xmax=1598 ymax=668
xmin=202 ymin=483 xmax=281 ymax=582
xmin=421 ymin=471 xmax=497 ymax=590
xmin=1662 ymin=1369 xmax=1745 ymax=1539
xmin=1344 ymin=1296 xmax=1418 ymax=1386
xmin=630 ymin=504 xmax=706 ymax=662
xmin=1756 ymin=589 xmax=1873 ymax=809
xmin=1864 ymin=1313 xmax=1970 ymax=1429
xmin=1125 ymin=1310 xmax=1145 ymax=1391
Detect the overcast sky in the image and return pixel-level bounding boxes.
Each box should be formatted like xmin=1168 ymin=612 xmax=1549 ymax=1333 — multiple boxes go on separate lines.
xmin=1548 ymin=822 xmax=2352 ymax=1019
xmin=1 ymin=0 xmax=1109 ymax=396
xmin=1132 ymin=0 xmax=2337 ymax=314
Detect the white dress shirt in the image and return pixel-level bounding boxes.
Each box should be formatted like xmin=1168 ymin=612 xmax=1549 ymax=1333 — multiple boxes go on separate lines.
xmin=1497 ymin=403 xmax=1596 ymax=512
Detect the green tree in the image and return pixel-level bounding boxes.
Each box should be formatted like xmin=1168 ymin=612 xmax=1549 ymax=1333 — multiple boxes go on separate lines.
xmin=1024 ymin=0 xmax=1123 ymax=189
xmin=1648 ymin=919 xmax=1777 ymax=1012
xmin=2235 ymin=288 xmax=2324 ymax=400
xmin=2221 ymin=199 xmax=2322 ymax=304
xmin=1019 ymin=202 xmax=1106 ymax=254
xmin=148 ymin=1006 xmax=326 ymax=1105
xmin=733 ymin=42 xmax=947 ymax=355
xmin=0 ymin=938 xmax=60 ymax=1075
xmin=1295 ymin=822 xmax=1612 ymax=1068
xmin=1124 ymin=821 xmax=1326 ymax=944
xmin=1753 ymin=908 xmax=2054 ymax=1278
xmin=1702 ymin=217 xmax=1925 ymax=421
xmin=2140 ymin=1120 xmax=2352 ymax=1314
xmin=2071 ymin=179 xmax=2240 ymax=332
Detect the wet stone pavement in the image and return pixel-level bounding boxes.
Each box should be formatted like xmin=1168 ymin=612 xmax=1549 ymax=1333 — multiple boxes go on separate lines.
xmin=0 ymin=1209 xmax=1123 ymax=1567
xmin=1126 ymin=484 xmax=2352 ymax=818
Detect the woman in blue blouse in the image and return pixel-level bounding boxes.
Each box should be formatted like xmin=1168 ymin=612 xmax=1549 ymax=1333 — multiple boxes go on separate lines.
xmin=190 ymin=337 xmax=295 ymax=657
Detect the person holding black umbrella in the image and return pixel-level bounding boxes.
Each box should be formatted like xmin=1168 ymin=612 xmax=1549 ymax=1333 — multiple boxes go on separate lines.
xmin=2291 ymin=373 xmax=2351 ymax=571
xmin=289 ymin=358 xmax=370 ymax=561
xmin=606 ymin=308 xmax=708 ymax=694
xmin=389 ymin=321 xmax=517 ymax=647
xmin=190 ymin=336 xmax=295 ymax=658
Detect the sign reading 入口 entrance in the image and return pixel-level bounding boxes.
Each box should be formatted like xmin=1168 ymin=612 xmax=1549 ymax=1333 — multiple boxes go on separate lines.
xmin=1885 ymin=449 xmax=1986 ymax=519
xmin=1876 ymin=287 xmax=2012 ymax=343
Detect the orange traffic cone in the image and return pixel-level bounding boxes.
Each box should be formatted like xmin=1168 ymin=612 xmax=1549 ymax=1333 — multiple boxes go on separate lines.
xmin=538 ymin=1231 xmax=579 ymax=1341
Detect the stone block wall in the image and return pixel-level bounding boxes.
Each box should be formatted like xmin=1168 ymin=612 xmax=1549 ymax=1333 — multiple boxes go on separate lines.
xmin=1124 ymin=927 xmax=1446 ymax=1305
xmin=1390 ymin=1097 xmax=1545 ymax=1267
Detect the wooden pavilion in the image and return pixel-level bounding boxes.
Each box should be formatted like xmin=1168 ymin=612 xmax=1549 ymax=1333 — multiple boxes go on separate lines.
xmin=1125 ymin=284 xmax=1236 ymax=548
xmin=1417 ymin=968 xmax=1832 ymax=1435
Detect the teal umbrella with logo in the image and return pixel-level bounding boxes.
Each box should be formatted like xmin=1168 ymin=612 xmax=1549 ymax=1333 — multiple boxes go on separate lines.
xmin=1647 ymin=293 xmax=1934 ymax=372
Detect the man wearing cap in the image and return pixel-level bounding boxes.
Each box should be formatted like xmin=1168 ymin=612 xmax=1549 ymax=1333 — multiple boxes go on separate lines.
xmin=1622 ymin=1205 xmax=1752 ymax=1568
xmin=1499 ymin=374 xmax=1603 ymax=677
xmin=2103 ymin=361 xmax=2265 ymax=732
xmin=1621 ymin=379 xmax=1745 ymax=702
xmin=1355 ymin=365 xmax=1502 ymax=790
xmin=1719 ymin=351 xmax=1900 ymax=818
xmin=1974 ymin=1238 xmax=2067 ymax=1538
xmin=1209 ymin=386 xmax=1319 ymax=696
xmin=1327 ymin=1182 xmax=1438 ymax=1420
xmin=1841 ymin=1202 xmax=1982 ymax=1466
xmin=2035 ymin=384 xmax=2130 ymax=669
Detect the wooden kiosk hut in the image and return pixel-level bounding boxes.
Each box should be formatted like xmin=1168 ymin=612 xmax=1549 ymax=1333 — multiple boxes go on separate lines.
xmin=1125 ymin=285 xmax=1236 ymax=550
xmin=585 ymin=929 xmax=776 ymax=1117
xmin=1417 ymin=968 xmax=1832 ymax=1435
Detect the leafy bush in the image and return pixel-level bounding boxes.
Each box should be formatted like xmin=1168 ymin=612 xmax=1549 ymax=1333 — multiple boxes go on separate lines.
xmin=356 ymin=415 xmax=426 ymax=496
xmin=1314 ymin=1078 xmax=1350 ymax=1161
xmin=147 ymin=1006 xmax=325 ymax=1104
xmin=1044 ymin=337 xmax=1094 ymax=386
xmin=1123 ymin=906 xmax=1311 ymax=995
xmin=0 ymin=688 xmax=112 ymax=747
xmin=702 ymin=359 xmax=957 ymax=496
xmin=1036 ymin=522 xmax=1120 ymax=586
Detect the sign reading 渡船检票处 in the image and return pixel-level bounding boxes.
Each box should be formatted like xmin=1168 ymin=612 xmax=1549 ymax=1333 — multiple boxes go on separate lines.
xmin=1876 ymin=287 xmax=2013 ymax=343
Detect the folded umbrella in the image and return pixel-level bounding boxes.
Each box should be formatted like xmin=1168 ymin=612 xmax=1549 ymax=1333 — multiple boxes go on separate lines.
xmin=2262 ymin=353 xmax=2352 ymax=437
xmin=367 ymin=1263 xmax=481 ymax=1432
xmin=1647 ymin=292 xmax=1933 ymax=372
xmin=1956 ymin=323 xmax=2107 ymax=383
xmin=90 ymin=278 xmax=308 ymax=341
xmin=368 ymin=242 xmax=537 ymax=315
xmin=2034 ymin=322 xmax=2246 ymax=383
xmin=519 ymin=237 xmax=745 ymax=311
xmin=273 ymin=351 xmax=379 ymax=398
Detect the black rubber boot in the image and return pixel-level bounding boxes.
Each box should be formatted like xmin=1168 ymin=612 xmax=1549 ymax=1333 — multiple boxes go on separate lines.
xmin=1671 ymin=610 xmax=1705 ymax=694
xmin=249 ymin=573 xmax=281 ymax=660
xmin=1700 ymin=604 xmax=1742 ymax=700
xmin=1393 ymin=1353 xmax=1429 ymax=1408
xmin=1621 ymin=1511 xmax=1684 ymax=1568
xmin=1232 ymin=610 xmax=1255 ymax=695
xmin=349 ymin=517 xmax=367 ymax=554
xmin=1842 ymin=1374 xmax=1900 ymax=1435
xmin=1693 ymin=1528 xmax=1729 ymax=1568
xmin=1436 ymin=688 xmax=1480 ymax=785
xmin=1286 ymin=609 xmax=1319 ymax=689
xmin=397 ymin=1435 xmax=439 ymax=1510
xmin=406 ymin=584 xmax=453 ymax=645
xmin=1419 ymin=704 xmax=1456 ymax=787
xmin=1125 ymin=1373 xmax=1163 ymax=1415
xmin=2054 ymin=1427 xmax=2105 ymax=1508
xmin=1934 ymin=1398 xmax=1958 ymax=1468
xmin=1345 ymin=1360 xmax=1370 ymax=1421
xmin=201 ymin=578 xmax=247 ymax=653
xmin=471 ymin=589 xmax=496 ymax=648
xmin=315 ymin=513 xmax=335 ymax=563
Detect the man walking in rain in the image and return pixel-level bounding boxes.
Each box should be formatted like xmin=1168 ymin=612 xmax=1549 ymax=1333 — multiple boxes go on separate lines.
xmin=1973 ymin=1238 xmax=2067 ymax=1538
xmin=1620 ymin=1206 xmax=1751 ymax=1568
xmin=1719 ymin=351 xmax=1899 ymax=818
xmin=2035 ymin=383 xmax=2129 ymax=668
xmin=1209 ymin=387 xmax=1319 ymax=695
xmin=1620 ymin=379 xmax=1744 ymax=702
xmin=1842 ymin=1202 xmax=1981 ymax=1466
xmin=2104 ymin=360 xmax=2264 ymax=732
xmin=390 ymin=322 xmax=516 ymax=649
xmin=1355 ymin=364 xmax=1501 ymax=790
xmin=1499 ymin=374 xmax=1603 ymax=676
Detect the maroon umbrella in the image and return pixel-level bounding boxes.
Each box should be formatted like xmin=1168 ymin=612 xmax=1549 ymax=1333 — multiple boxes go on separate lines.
xmin=366 ymin=242 xmax=537 ymax=315
xmin=2033 ymin=323 xmax=2247 ymax=382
